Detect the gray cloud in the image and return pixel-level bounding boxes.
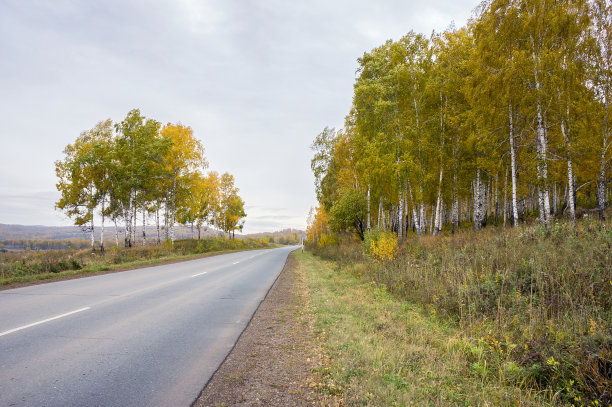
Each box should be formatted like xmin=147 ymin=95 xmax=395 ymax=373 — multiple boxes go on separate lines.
xmin=0 ymin=0 xmax=477 ymax=232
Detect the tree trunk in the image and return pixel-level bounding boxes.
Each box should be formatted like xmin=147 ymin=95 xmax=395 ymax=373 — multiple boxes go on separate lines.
xmin=552 ymin=184 xmax=558 ymax=217
xmin=164 ymin=201 xmax=169 ymax=240
xmin=509 ymin=104 xmax=519 ymax=227
xmin=367 ymin=184 xmax=371 ymax=230
xmin=494 ymin=174 xmax=499 ymax=226
xmin=420 ymin=204 xmax=426 ymax=235
xmin=474 ymin=170 xmax=481 ymax=231
xmin=100 ymin=197 xmax=105 ymax=253
xmin=171 ymin=177 xmax=176 ymax=244
xmin=142 ymin=208 xmax=147 ymax=246
xmin=156 ymin=207 xmax=161 ymax=244
xmin=114 ymin=218 xmax=119 ymax=248
xmin=559 ymin=97 xmax=576 ymax=223
xmin=90 ymin=210 xmax=95 ymax=252
xmin=378 ymin=196 xmax=383 ymax=229
xmin=433 ymin=167 xmax=443 ymax=236
xmin=398 ymin=178 xmax=404 ymax=242
xmin=124 ymin=205 xmax=131 ymax=248
xmin=598 ymin=103 xmax=608 ymax=220
xmin=503 ymin=167 xmax=508 ymax=228
xmin=407 ymin=180 xmax=420 ymax=236
xmin=533 ymin=49 xmax=551 ymax=230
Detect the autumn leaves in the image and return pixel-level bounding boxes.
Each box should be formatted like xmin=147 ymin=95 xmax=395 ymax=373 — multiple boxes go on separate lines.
xmin=308 ymin=0 xmax=611 ymax=243
xmin=55 ymin=109 xmax=245 ymax=250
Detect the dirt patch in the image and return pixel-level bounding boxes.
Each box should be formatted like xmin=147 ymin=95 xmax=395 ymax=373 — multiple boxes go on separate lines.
xmin=193 ymin=250 xmax=324 ymax=406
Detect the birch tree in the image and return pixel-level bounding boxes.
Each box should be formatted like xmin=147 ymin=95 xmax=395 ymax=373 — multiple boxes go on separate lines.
xmin=160 ymin=123 xmax=207 ymax=243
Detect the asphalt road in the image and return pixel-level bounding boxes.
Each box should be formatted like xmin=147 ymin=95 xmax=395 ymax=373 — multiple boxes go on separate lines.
xmin=0 ymin=246 xmax=297 ymax=406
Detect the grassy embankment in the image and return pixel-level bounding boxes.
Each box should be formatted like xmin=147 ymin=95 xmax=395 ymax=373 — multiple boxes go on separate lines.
xmin=0 ymin=238 xmax=277 ymax=286
xmin=303 ymin=217 xmax=611 ymax=406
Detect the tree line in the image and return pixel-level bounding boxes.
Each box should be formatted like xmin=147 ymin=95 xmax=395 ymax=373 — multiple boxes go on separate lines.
xmin=55 ymin=109 xmax=246 ymax=251
xmin=309 ymin=0 xmax=611 ymax=243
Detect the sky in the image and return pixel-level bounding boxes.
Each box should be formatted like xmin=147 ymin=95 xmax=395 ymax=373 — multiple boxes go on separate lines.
xmin=0 ymin=0 xmax=478 ymax=234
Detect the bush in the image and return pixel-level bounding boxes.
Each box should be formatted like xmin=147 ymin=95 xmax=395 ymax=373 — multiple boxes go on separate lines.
xmin=0 ymin=237 xmax=275 ymax=284
xmin=363 ymin=229 xmax=398 ymax=263
xmin=310 ymin=219 xmax=612 ymax=403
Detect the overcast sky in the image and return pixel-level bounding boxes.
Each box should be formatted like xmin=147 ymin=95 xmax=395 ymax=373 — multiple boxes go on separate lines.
xmin=0 ymin=0 xmax=478 ymax=233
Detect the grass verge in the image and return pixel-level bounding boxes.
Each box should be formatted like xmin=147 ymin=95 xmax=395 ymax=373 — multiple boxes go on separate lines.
xmin=310 ymin=218 xmax=611 ymax=405
xmin=299 ymin=249 xmax=558 ymax=406
xmin=0 ymin=238 xmax=278 ymax=287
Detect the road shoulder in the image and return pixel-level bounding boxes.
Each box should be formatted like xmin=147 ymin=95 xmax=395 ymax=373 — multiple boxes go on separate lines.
xmin=193 ymin=250 xmax=322 ymax=406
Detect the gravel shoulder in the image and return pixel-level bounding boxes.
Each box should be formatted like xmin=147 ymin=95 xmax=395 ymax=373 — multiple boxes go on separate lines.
xmin=193 ymin=249 xmax=324 ymax=406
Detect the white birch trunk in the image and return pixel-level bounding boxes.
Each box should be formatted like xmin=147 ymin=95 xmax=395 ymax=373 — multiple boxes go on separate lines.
xmin=407 ymin=180 xmax=420 ymax=236
xmin=171 ymin=178 xmax=176 ymax=244
xmin=100 ymin=197 xmax=105 ymax=253
xmin=367 ymin=184 xmax=371 ymax=230
xmin=509 ymin=104 xmax=519 ymax=227
xmin=598 ymin=101 xmax=609 ymax=220
xmin=114 ymin=217 xmax=119 ymax=248
xmin=473 ymin=169 xmax=486 ymax=231
xmin=142 ymin=208 xmax=147 ymax=246
xmin=433 ymin=167 xmax=443 ymax=235
xmin=90 ymin=211 xmax=95 ymax=252
xmin=156 ymin=207 xmax=161 ymax=244
xmin=532 ymin=47 xmax=551 ymax=230
xmin=420 ymin=204 xmax=426 ymax=235
xmin=123 ymin=204 xmax=131 ymax=248
xmin=398 ymin=179 xmax=404 ymax=242
xmin=133 ymin=206 xmax=137 ymax=245
xmin=503 ymin=166 xmax=508 ymax=228
xmin=494 ymin=175 xmax=499 ymax=226
xmin=378 ymin=196 xmax=383 ymax=229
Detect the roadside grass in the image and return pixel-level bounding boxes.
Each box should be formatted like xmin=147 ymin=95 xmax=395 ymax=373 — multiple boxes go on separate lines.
xmin=307 ymin=216 xmax=612 ymax=406
xmin=298 ymin=250 xmax=551 ymax=406
xmin=0 ymin=238 xmax=278 ymax=287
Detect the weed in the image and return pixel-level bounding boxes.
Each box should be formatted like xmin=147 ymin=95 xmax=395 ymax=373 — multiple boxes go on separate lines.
xmin=0 ymin=237 xmax=277 ymax=286
xmin=307 ymin=217 xmax=611 ymax=404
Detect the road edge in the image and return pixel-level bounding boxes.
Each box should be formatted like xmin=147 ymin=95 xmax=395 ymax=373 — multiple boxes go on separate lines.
xmin=189 ymin=246 xmax=301 ymax=406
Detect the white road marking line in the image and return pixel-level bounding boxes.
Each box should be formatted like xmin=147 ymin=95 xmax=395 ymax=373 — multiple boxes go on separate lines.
xmin=0 ymin=307 xmax=91 ymax=338
xmin=191 ymin=271 xmax=208 ymax=277
xmin=232 ymin=261 xmax=240 ymax=265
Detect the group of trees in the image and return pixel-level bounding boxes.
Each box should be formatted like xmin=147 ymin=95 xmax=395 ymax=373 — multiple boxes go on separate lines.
xmin=308 ymin=0 xmax=611 ymax=243
xmin=56 ymin=109 xmax=246 ymax=251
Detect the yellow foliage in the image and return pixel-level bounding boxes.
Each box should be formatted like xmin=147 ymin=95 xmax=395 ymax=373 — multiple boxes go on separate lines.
xmin=306 ymin=205 xmax=330 ymax=245
xmin=317 ymin=233 xmax=336 ymax=248
xmin=364 ymin=230 xmax=398 ymax=263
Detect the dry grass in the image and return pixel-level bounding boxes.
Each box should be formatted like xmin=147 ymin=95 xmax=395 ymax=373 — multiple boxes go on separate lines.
xmin=308 ymin=217 xmax=611 ymax=405
xmin=0 ymin=238 xmax=276 ymax=286
xmin=300 ymin=250 xmax=551 ymax=406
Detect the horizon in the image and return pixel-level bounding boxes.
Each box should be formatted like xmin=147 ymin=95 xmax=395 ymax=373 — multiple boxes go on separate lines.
xmin=0 ymin=0 xmax=477 ymax=234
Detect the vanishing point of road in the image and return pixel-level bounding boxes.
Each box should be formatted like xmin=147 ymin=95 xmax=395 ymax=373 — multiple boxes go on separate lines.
xmin=0 ymin=246 xmax=297 ymax=406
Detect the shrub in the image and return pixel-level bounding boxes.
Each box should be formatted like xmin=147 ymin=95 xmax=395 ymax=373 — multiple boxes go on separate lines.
xmin=0 ymin=237 xmax=276 ymax=284
xmin=363 ymin=229 xmax=398 ymax=263
xmin=310 ymin=218 xmax=612 ymax=403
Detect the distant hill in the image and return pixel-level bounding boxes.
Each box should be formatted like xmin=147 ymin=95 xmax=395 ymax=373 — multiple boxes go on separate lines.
xmin=0 ymin=224 xmax=90 ymax=240
xmin=0 ymin=223 xmax=222 ymax=241
xmin=0 ymin=224 xmax=305 ymax=245
xmin=243 ymin=228 xmax=306 ymax=244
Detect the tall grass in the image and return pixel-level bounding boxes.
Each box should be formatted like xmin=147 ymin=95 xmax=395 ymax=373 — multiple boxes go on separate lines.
xmin=0 ymin=237 xmax=275 ymax=285
xmin=310 ymin=219 xmax=612 ymax=405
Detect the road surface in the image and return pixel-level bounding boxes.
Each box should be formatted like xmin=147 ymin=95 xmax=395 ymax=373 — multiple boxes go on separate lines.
xmin=0 ymin=246 xmax=297 ymax=406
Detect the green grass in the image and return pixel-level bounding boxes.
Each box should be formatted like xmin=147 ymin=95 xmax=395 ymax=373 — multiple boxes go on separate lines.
xmin=304 ymin=216 xmax=612 ymax=406
xmin=0 ymin=237 xmax=278 ymax=287
xmin=299 ymin=250 xmax=551 ymax=406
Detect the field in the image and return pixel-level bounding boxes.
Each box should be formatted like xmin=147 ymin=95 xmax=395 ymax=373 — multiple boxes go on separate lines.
xmin=0 ymin=237 xmax=277 ymax=286
xmin=307 ymin=217 xmax=611 ymax=405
